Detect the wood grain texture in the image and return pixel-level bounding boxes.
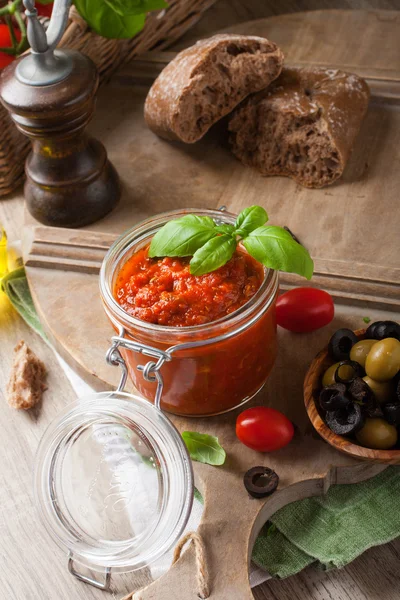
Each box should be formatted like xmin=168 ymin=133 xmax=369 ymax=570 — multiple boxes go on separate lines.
xmin=253 ymin=536 xmax=400 ymax=600
xmin=175 ymin=0 xmax=400 ymax=49
xmin=304 ymin=329 xmax=400 ymax=463
xmin=23 ymin=10 xmax=400 ymax=310
xmin=2 ymin=5 xmax=398 ymax=600
xmin=19 ymin=9 xmax=400 ymax=600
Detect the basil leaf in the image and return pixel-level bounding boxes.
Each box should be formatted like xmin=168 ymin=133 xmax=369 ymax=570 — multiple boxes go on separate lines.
xmin=214 ymin=224 xmax=235 ymax=235
xmin=190 ymin=234 xmax=236 ymax=276
xmin=235 ymin=205 xmax=268 ymax=234
xmin=105 ymin=0 xmax=167 ymax=17
xmin=74 ymin=0 xmax=146 ymax=38
xmin=182 ymin=432 xmax=226 ymax=466
xmin=194 ymin=487 xmax=204 ymax=504
xmin=243 ymin=226 xmax=314 ymax=280
xmin=149 ymin=215 xmax=217 ymax=258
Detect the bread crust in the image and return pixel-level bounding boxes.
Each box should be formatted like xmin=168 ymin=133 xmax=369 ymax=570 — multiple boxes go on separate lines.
xmin=229 ymin=67 xmax=370 ymax=188
xmin=144 ymin=34 xmax=284 ymax=143
xmin=6 ymin=341 xmax=47 ymax=410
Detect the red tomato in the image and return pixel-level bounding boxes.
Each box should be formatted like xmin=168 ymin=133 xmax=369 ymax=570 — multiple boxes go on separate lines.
xmin=276 ymin=287 xmax=334 ymax=333
xmin=0 ymin=52 xmax=14 ymax=68
xmin=0 ymin=23 xmax=21 ymax=70
xmin=236 ymin=407 xmax=294 ymax=452
xmin=36 ymin=2 xmax=54 ymax=18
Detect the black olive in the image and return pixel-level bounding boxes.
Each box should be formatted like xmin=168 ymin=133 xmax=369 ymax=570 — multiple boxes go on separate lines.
xmin=328 ymin=328 xmax=359 ymax=361
xmin=319 ymin=384 xmax=349 ymax=411
xmin=349 ymin=377 xmax=374 ymax=405
xmin=365 ymin=403 xmax=384 ymax=419
xmin=396 ymin=378 xmax=400 ymax=403
xmin=335 ymin=360 xmax=364 ymax=384
xmin=365 ymin=321 xmax=384 ymax=339
xmin=372 ymin=321 xmax=400 ymax=342
xmin=325 ymin=402 xmax=364 ymax=435
xmin=383 ymin=403 xmax=400 ymax=425
xmin=244 ymin=467 xmax=279 ymax=499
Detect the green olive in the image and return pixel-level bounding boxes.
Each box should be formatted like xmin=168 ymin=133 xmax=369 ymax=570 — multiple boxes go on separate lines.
xmin=356 ymin=418 xmax=398 ymax=450
xmin=322 ymin=362 xmax=354 ymax=387
xmin=349 ymin=339 xmax=376 ymax=368
xmin=365 ymin=338 xmax=400 ymax=382
xmin=362 ymin=376 xmax=394 ymax=404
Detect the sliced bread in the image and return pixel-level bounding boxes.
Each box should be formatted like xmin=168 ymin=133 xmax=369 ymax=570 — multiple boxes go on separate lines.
xmin=144 ymin=34 xmax=284 ymax=143
xmin=228 ymin=67 xmax=370 ymax=188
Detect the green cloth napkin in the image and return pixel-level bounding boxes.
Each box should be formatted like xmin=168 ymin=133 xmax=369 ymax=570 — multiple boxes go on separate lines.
xmin=3 ymin=271 xmax=400 ymax=579
xmin=253 ymin=466 xmax=400 ymax=578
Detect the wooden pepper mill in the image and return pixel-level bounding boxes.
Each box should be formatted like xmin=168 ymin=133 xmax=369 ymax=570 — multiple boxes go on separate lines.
xmin=0 ymin=0 xmax=120 ymax=228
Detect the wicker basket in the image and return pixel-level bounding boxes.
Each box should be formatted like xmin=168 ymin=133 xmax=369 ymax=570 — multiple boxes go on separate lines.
xmin=0 ymin=0 xmax=217 ymax=197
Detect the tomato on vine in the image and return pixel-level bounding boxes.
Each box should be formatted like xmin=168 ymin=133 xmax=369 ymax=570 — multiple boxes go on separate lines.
xmin=0 ymin=23 xmax=21 ymax=69
xmin=35 ymin=2 xmax=54 ymax=18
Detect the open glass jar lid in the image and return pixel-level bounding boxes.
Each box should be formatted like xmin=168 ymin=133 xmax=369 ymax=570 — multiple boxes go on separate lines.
xmin=34 ymin=391 xmax=193 ymax=588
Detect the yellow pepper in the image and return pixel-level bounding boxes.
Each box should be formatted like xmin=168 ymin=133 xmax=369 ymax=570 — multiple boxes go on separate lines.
xmin=0 ymin=226 xmax=22 ymax=280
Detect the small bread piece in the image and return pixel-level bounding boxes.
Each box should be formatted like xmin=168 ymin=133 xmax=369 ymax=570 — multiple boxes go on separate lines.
xmin=6 ymin=341 xmax=47 ymax=410
xmin=228 ymin=67 xmax=370 ymax=188
xmin=144 ymin=34 xmax=284 ymax=143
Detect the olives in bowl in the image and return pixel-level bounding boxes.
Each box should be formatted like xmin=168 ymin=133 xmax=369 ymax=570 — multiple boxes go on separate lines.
xmin=304 ymin=321 xmax=400 ymax=463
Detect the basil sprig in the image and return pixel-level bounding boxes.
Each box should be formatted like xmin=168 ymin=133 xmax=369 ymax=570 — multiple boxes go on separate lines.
xmin=74 ymin=0 xmax=167 ymax=39
xmin=149 ymin=206 xmax=314 ymax=279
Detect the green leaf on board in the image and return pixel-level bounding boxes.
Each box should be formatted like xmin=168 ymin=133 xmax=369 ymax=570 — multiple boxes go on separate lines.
xmin=182 ymin=431 xmax=226 ymax=466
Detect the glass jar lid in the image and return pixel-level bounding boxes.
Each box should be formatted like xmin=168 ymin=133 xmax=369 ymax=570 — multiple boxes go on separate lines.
xmin=34 ymin=391 xmax=193 ymax=574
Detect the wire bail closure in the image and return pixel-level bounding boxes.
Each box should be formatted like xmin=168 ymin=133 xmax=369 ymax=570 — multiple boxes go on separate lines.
xmin=106 ymin=326 xmax=172 ymax=409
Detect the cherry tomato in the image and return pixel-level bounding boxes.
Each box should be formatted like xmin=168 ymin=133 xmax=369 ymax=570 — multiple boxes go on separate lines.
xmin=36 ymin=2 xmax=54 ymax=18
xmin=0 ymin=24 xmax=21 ymax=70
xmin=236 ymin=407 xmax=294 ymax=452
xmin=276 ymin=287 xmax=334 ymax=333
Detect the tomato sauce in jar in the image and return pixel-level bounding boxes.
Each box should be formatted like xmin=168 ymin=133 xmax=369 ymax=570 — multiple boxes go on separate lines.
xmin=114 ymin=246 xmax=263 ymax=327
xmin=101 ymin=210 xmax=279 ymax=417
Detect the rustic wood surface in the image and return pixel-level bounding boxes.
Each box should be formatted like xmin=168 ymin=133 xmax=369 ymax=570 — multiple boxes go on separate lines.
xmin=1 ymin=4 xmax=399 ymax=600
xmin=20 ymin=8 xmax=400 ymax=600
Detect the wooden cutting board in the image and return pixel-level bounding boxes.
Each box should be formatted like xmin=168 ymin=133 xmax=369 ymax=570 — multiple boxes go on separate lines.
xmin=21 ymin=10 xmax=400 ymax=600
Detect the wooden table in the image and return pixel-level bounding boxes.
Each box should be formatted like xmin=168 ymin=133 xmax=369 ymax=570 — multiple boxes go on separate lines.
xmin=1 ymin=2 xmax=400 ymax=600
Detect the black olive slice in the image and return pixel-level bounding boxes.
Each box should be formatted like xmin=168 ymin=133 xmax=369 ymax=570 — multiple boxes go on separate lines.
xmin=335 ymin=360 xmax=364 ymax=384
xmin=244 ymin=467 xmax=279 ymax=499
xmin=365 ymin=321 xmax=384 ymax=339
xmin=349 ymin=377 xmax=374 ymax=405
xmin=365 ymin=404 xmax=384 ymax=419
xmin=373 ymin=321 xmax=400 ymax=342
xmin=325 ymin=402 xmax=364 ymax=435
xmin=319 ymin=384 xmax=348 ymax=411
xmin=383 ymin=403 xmax=400 ymax=425
xmin=328 ymin=328 xmax=359 ymax=361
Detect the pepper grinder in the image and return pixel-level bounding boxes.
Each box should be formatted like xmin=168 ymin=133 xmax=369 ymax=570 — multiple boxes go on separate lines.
xmin=0 ymin=0 xmax=120 ymax=227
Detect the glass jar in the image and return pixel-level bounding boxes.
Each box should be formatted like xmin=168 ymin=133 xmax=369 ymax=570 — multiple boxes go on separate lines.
xmin=35 ymin=391 xmax=194 ymax=588
xmin=100 ymin=208 xmax=279 ymax=417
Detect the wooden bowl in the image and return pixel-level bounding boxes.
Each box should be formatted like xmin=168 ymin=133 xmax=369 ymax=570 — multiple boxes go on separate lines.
xmin=304 ymin=329 xmax=400 ymax=464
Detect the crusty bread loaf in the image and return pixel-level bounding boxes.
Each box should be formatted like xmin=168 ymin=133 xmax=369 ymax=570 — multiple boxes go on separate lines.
xmin=228 ymin=67 xmax=370 ymax=188
xmin=6 ymin=341 xmax=47 ymax=410
xmin=144 ymin=34 xmax=284 ymax=143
